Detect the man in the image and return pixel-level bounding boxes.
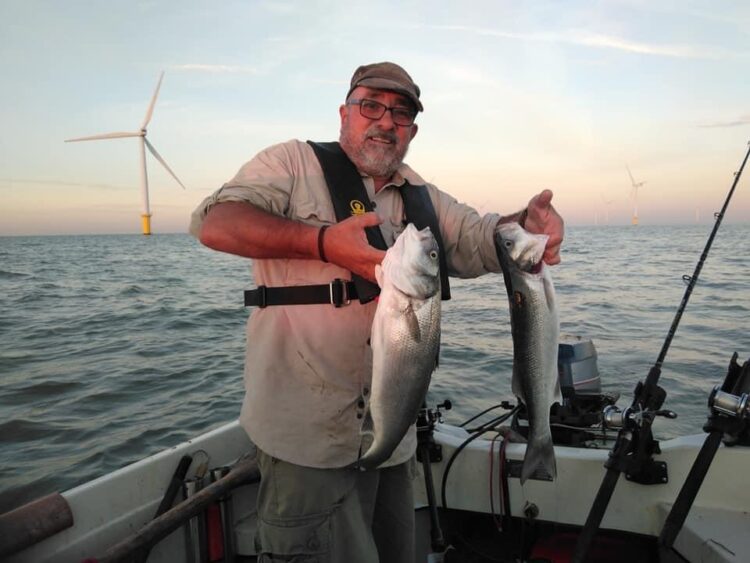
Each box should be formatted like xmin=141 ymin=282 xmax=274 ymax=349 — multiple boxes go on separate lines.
xmin=190 ymin=62 xmax=563 ymax=562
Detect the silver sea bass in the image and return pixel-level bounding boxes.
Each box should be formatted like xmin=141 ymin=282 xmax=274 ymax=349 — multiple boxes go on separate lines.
xmin=496 ymin=222 xmax=560 ymax=484
xmin=358 ymin=223 xmax=442 ymax=469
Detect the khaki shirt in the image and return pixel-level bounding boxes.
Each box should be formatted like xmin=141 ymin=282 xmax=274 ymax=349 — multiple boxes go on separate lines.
xmin=190 ymin=139 xmax=503 ymax=468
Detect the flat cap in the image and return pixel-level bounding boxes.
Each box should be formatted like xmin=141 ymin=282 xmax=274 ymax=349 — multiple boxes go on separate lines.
xmin=346 ymin=61 xmax=423 ymax=112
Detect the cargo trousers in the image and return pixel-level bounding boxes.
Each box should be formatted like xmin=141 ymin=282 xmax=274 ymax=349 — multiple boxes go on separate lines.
xmin=255 ymin=449 xmax=416 ymax=563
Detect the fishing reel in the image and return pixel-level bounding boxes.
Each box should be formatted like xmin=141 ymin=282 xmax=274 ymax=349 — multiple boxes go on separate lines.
xmin=602 ymin=404 xmax=677 ymax=431
xmin=417 ymin=400 xmax=451 ymax=464
xmin=418 ymin=400 xmax=452 ymax=430
xmin=708 ymin=386 xmax=750 ymax=419
xmin=704 ymin=354 xmax=750 ymax=447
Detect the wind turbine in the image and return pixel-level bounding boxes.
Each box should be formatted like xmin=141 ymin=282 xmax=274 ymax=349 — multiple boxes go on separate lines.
xmin=600 ymin=193 xmax=615 ymax=225
xmin=65 ymin=71 xmax=185 ymax=235
xmin=626 ymin=164 xmax=645 ymax=226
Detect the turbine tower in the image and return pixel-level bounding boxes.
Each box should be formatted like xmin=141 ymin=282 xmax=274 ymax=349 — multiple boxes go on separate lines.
xmin=626 ymin=164 xmax=645 ymax=226
xmin=65 ymin=71 xmax=185 ymax=235
xmin=600 ymin=193 xmax=615 ymax=225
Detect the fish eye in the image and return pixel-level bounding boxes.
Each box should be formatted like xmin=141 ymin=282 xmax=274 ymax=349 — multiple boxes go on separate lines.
xmin=504 ymin=240 xmax=513 ymax=249
xmin=429 ymin=250 xmax=438 ymax=260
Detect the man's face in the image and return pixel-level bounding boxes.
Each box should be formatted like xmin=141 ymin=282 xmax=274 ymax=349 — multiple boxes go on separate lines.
xmin=339 ymin=87 xmax=419 ymax=181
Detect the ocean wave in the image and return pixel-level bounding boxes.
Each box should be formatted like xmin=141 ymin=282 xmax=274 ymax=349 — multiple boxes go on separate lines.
xmin=1 ymin=227 xmax=748 ymax=514
xmin=0 ymin=350 xmax=36 ymax=369
xmin=0 ymin=269 xmax=29 ymax=279
xmin=3 ymin=378 xmax=82 ymax=398
xmin=0 ymin=419 xmax=58 ymax=442
xmin=119 ymin=284 xmax=145 ymax=296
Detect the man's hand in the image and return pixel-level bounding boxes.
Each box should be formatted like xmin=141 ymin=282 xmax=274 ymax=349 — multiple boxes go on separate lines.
xmin=524 ymin=189 xmax=564 ymax=265
xmin=324 ymin=212 xmax=387 ymax=283
xmin=199 ymin=202 xmax=387 ymax=283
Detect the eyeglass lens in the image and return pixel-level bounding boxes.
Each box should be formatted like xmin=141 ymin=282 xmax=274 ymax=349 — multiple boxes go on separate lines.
xmin=357 ymin=99 xmax=415 ymax=126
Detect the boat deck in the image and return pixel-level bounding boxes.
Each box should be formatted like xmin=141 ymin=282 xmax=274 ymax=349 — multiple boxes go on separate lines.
xmin=659 ymin=503 xmax=749 ymax=563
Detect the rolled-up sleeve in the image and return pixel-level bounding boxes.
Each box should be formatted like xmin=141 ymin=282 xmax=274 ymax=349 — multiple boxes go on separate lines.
xmin=427 ymin=184 xmax=502 ymax=277
xmin=189 ymin=141 xmax=298 ymax=237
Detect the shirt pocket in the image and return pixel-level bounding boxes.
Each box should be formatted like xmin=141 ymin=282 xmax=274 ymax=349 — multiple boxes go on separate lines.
xmin=288 ymin=184 xmax=337 ymax=226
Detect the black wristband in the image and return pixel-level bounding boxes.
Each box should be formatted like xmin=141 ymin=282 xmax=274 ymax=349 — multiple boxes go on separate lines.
xmin=318 ymin=225 xmax=329 ymax=262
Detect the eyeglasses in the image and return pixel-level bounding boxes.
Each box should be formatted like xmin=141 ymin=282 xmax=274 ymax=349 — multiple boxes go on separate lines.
xmin=347 ymin=98 xmax=417 ymax=126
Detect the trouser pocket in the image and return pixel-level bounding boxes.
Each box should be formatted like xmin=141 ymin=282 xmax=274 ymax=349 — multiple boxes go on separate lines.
xmin=257 ymin=512 xmax=331 ymax=563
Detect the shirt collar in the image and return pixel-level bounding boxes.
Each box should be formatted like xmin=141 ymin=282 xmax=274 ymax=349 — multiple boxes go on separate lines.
xmin=358 ymin=162 xmax=427 ymax=189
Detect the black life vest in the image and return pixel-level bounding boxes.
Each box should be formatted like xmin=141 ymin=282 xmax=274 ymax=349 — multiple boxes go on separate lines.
xmin=307 ymin=141 xmax=451 ymax=303
xmin=243 ymin=142 xmax=451 ymax=308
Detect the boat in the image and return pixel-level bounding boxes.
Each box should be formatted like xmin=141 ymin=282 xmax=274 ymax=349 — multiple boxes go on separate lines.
xmin=3 ymin=338 xmax=749 ymax=563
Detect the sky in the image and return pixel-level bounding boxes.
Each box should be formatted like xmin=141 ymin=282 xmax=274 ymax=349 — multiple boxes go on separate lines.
xmin=1 ymin=0 xmax=749 ymax=235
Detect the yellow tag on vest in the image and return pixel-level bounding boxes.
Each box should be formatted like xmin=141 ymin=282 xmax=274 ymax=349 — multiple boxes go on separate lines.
xmin=350 ymin=200 xmax=366 ymax=216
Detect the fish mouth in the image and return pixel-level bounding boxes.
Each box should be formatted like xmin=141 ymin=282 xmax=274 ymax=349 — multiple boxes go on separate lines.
xmin=516 ymin=244 xmax=545 ymax=272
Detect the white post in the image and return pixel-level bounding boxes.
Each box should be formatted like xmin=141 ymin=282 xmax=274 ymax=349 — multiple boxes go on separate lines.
xmin=138 ymin=136 xmax=152 ymax=235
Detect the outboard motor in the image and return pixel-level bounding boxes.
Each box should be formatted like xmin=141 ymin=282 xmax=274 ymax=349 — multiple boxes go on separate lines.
xmin=558 ymin=337 xmax=602 ymax=397
xmin=550 ymin=338 xmax=618 ymax=446
xmin=511 ymin=338 xmax=618 ymax=446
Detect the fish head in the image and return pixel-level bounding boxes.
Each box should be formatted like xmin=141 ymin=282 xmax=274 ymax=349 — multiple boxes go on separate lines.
xmin=495 ymin=222 xmax=548 ymax=272
xmin=382 ymin=223 xmax=440 ymax=298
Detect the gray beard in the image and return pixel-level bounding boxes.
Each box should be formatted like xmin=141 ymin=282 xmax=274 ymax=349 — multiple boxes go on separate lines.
xmin=339 ymin=126 xmax=409 ymax=179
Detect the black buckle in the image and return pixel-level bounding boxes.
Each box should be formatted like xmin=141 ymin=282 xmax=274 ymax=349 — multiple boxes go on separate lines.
xmin=329 ymin=279 xmax=350 ymax=308
xmin=257 ymin=285 xmax=267 ymax=308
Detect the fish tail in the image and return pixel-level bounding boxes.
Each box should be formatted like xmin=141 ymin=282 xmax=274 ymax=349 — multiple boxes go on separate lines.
xmin=520 ymin=434 xmax=557 ymax=484
xmin=356 ymin=442 xmax=387 ymax=471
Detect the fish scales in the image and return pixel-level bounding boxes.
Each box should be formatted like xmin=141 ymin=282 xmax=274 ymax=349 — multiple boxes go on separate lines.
xmin=496 ymin=222 xmax=560 ymax=484
xmin=357 ymin=223 xmax=441 ymax=470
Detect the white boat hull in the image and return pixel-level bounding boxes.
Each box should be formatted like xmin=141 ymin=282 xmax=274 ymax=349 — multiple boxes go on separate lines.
xmin=419 ymin=423 xmax=750 ymax=561
xmin=6 ymin=419 xmax=750 ymax=562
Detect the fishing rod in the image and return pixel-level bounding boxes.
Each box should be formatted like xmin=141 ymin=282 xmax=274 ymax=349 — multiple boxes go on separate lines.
xmin=658 ymin=352 xmax=750 ymax=555
xmin=572 ymin=139 xmax=750 ymax=563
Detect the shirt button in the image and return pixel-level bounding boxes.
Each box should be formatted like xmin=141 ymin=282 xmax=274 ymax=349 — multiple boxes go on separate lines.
xmin=357 ymin=399 xmax=365 ymax=409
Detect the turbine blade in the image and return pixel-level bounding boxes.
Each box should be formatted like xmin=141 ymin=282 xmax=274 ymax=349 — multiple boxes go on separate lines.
xmin=65 ymin=131 xmax=142 ymax=142
xmin=141 ymin=71 xmax=165 ymax=130
xmin=144 ymin=138 xmax=186 ymax=190
xmin=626 ymin=164 xmax=636 ymax=186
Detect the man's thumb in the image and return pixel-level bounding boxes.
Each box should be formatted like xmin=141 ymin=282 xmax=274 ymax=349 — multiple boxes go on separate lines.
xmin=532 ymin=189 xmax=554 ymax=209
xmin=356 ymin=211 xmax=383 ymax=227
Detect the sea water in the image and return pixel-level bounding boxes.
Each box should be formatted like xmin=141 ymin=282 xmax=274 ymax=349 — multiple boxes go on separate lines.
xmin=1 ymin=225 xmax=748 ymax=512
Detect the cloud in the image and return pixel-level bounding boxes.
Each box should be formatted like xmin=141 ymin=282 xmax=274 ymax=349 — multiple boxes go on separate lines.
xmin=418 ymin=24 xmax=743 ymax=59
xmin=697 ymin=115 xmax=750 ymax=128
xmin=170 ymin=64 xmax=260 ymax=74
xmin=0 ymin=178 xmax=129 ymax=191
xmin=570 ymin=31 xmax=705 ymax=58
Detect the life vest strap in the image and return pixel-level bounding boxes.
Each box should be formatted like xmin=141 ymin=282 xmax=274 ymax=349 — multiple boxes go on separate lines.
xmin=244 ymin=279 xmax=358 ymax=308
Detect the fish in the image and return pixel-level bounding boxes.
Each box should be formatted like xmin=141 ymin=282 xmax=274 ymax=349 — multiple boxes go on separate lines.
xmin=357 ymin=223 xmax=442 ymax=469
xmin=495 ymin=222 xmax=560 ymax=484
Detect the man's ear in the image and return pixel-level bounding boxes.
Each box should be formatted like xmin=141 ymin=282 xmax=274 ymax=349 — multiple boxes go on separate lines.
xmin=410 ymin=123 xmax=419 ymax=140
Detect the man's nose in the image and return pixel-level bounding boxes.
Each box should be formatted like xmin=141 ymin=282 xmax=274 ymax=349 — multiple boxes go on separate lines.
xmin=375 ymin=108 xmax=396 ymax=129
